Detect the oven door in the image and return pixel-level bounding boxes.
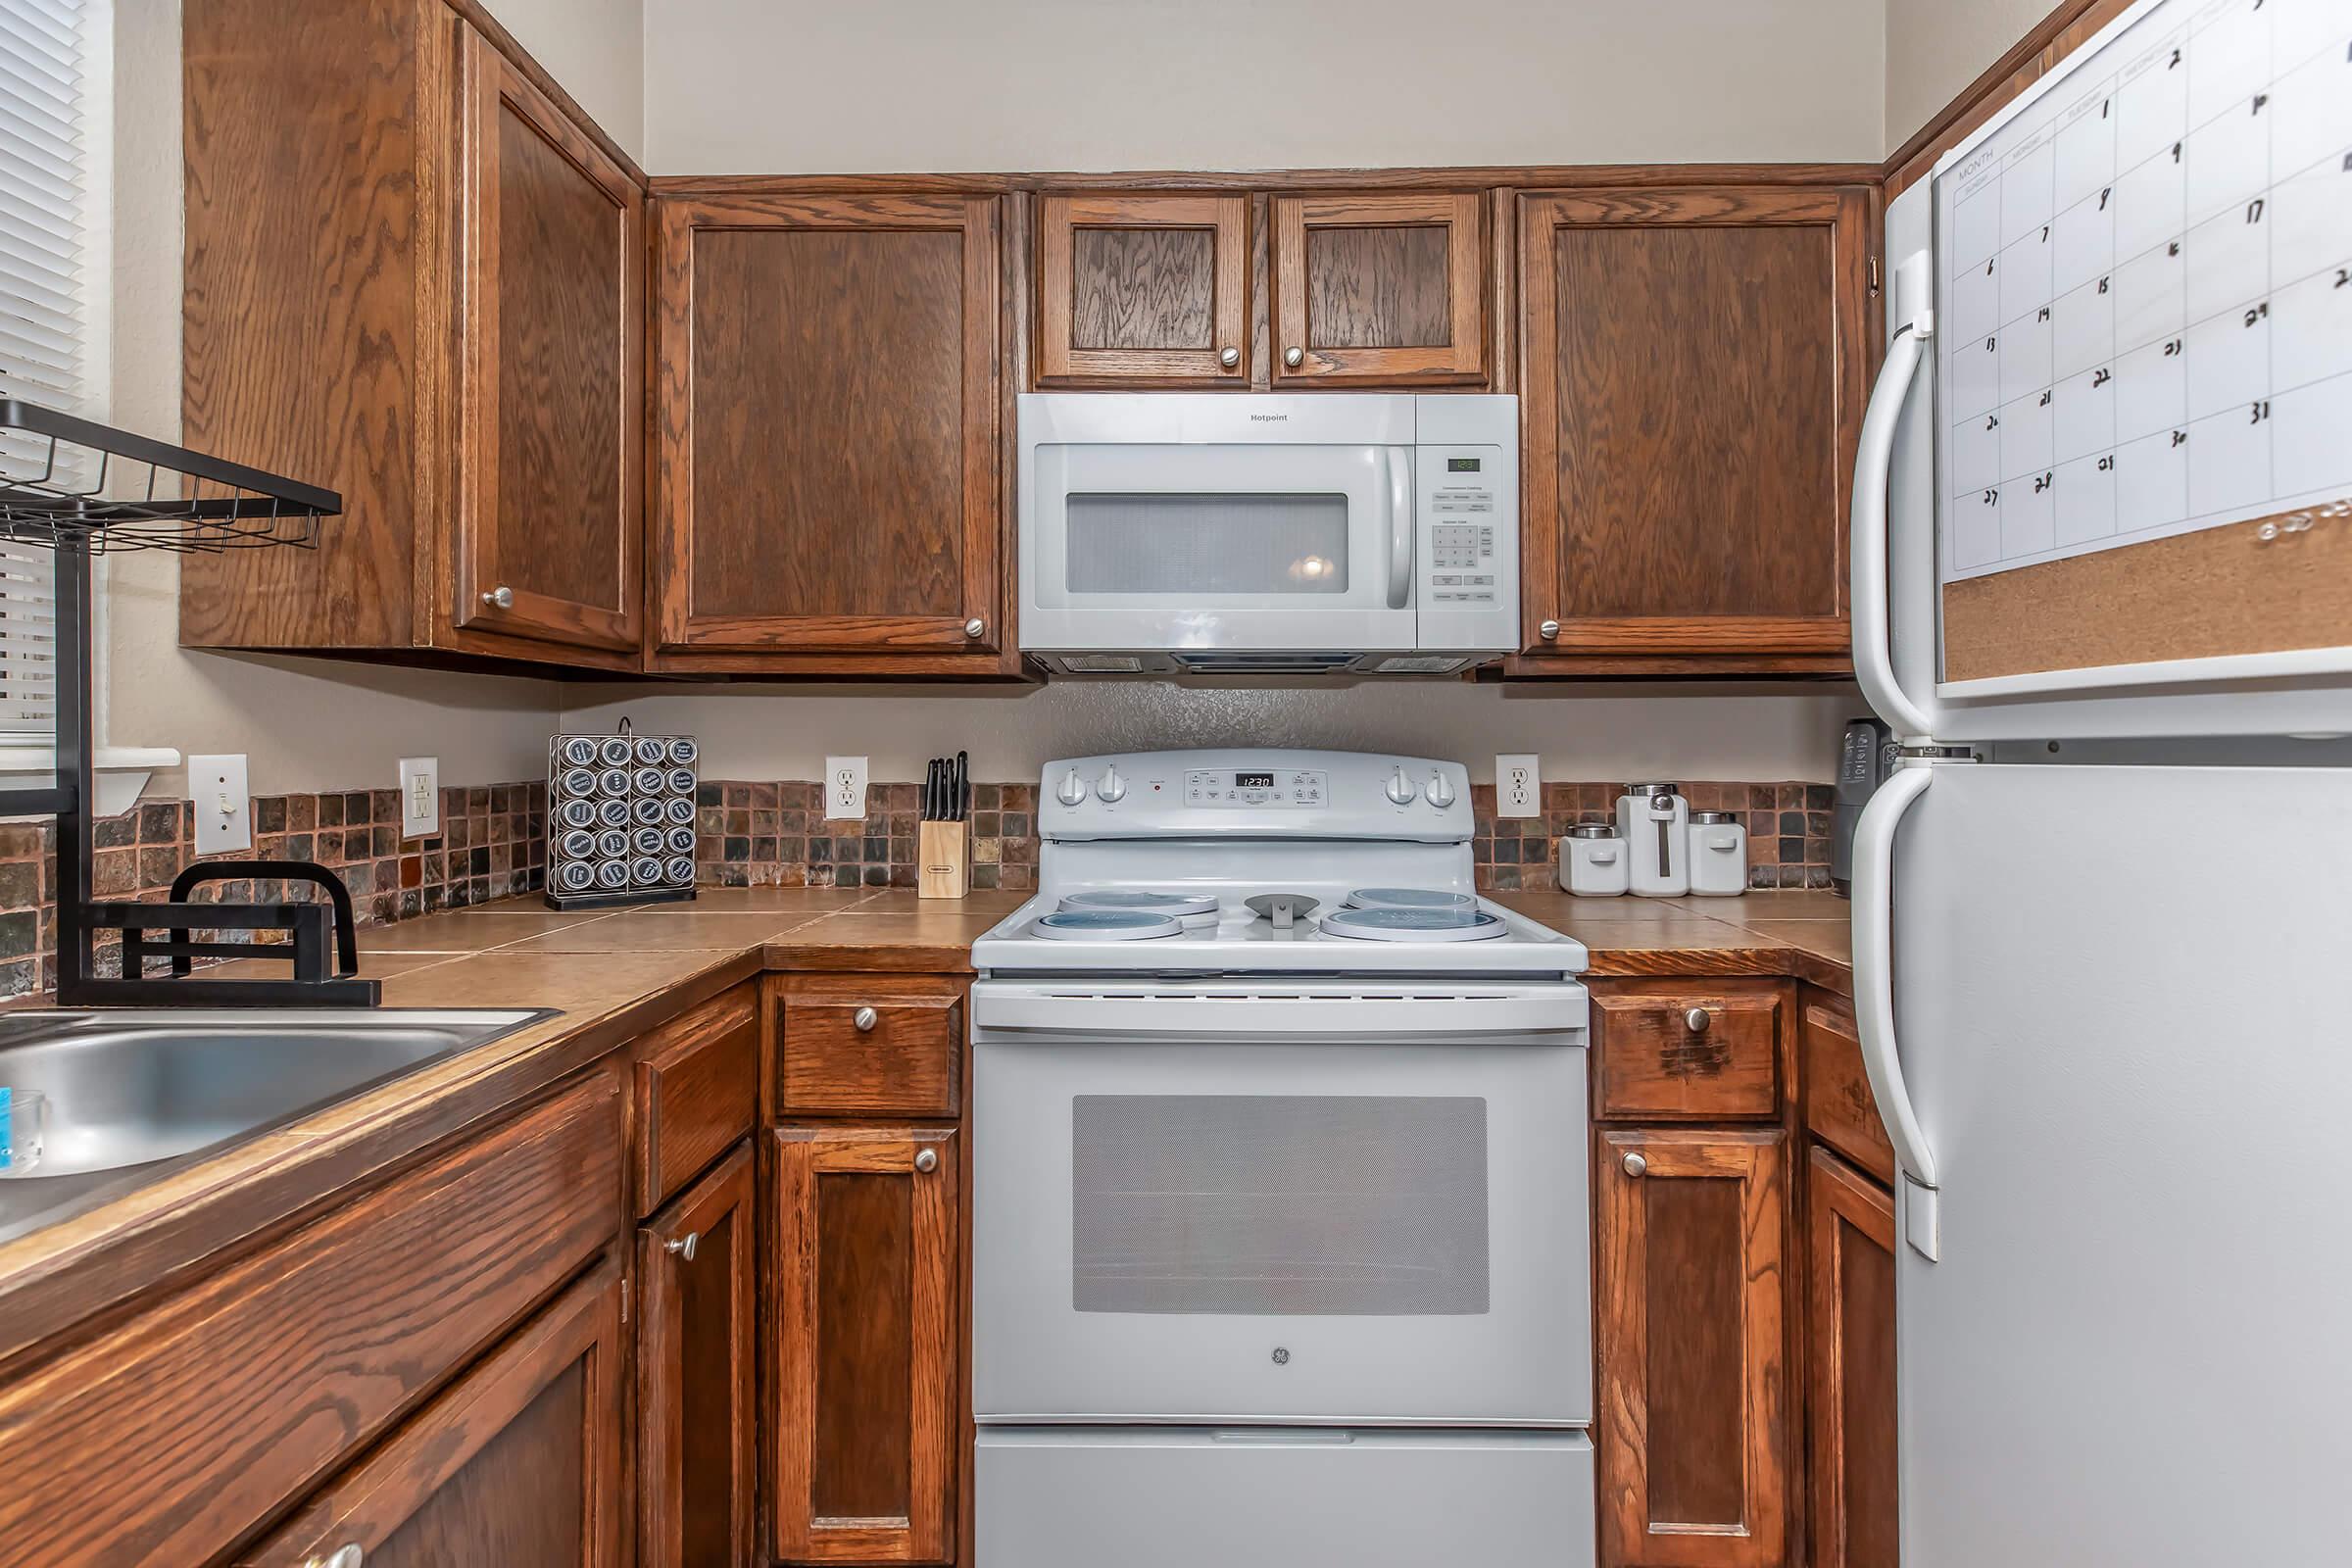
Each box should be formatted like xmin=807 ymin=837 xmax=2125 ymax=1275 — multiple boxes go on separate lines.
xmin=971 ymin=981 xmax=1591 ymax=1427
xmin=1022 ymin=439 xmax=1420 ymax=652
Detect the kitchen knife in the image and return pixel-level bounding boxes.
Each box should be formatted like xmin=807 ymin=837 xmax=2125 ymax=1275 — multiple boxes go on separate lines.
xmin=925 ymin=759 xmax=941 ymax=821
xmin=953 ymin=751 xmax=967 ymax=822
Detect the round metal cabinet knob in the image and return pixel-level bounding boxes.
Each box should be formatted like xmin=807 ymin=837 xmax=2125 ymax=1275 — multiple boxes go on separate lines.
xmin=1685 ymin=1007 xmax=1711 ymax=1034
xmin=1219 ymin=346 xmax=1241 ymax=368
xmin=853 ymin=1005 xmax=878 ymax=1032
xmin=914 ymin=1148 xmax=939 ymax=1174
xmin=1622 ymin=1152 xmax=1648 ymax=1178
xmin=306 ymin=1547 xmax=364 ymax=1568
xmin=963 ymin=617 xmax=986 ymax=639
xmin=1284 ymin=346 xmax=1305 ymax=368
xmin=1539 ymin=619 xmax=1560 ymax=640
xmin=664 ymin=1231 xmax=700 ymax=1262
xmin=481 ymin=585 xmax=514 ymax=610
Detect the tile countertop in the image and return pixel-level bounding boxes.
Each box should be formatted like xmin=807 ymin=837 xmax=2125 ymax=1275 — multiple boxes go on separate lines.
xmin=0 ymin=886 xmax=1848 ymax=1350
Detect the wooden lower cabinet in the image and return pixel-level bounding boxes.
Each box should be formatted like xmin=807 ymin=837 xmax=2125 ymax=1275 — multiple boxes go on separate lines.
xmin=242 ymin=1259 xmax=629 ymax=1567
xmin=1806 ymin=1146 xmax=1899 ymax=1568
xmin=639 ymin=1142 xmax=759 ymax=1568
xmin=1595 ymin=1127 xmax=1791 ymax=1567
xmin=771 ymin=1125 xmax=960 ymax=1564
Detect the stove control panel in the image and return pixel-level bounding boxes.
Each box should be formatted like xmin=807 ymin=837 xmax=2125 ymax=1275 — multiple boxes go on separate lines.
xmin=1185 ymin=768 xmax=1325 ymax=808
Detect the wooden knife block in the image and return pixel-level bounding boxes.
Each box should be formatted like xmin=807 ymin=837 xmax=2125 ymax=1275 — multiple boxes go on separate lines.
xmin=918 ymin=820 xmax=970 ymax=900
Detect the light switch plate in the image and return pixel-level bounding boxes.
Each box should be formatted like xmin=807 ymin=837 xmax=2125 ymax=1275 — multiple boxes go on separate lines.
xmin=824 ymin=756 xmax=869 ymax=820
xmin=1496 ymin=754 xmax=1541 ymax=818
xmin=189 ymin=754 xmax=251 ymax=855
xmin=398 ymin=757 xmax=439 ymax=837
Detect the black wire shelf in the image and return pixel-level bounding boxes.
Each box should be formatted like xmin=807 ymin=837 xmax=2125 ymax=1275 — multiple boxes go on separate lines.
xmin=0 ymin=397 xmax=342 ymax=554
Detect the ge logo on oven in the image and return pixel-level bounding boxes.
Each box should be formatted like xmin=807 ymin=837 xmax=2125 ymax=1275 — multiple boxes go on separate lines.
xmin=1270 ymin=1347 xmax=1291 ymax=1366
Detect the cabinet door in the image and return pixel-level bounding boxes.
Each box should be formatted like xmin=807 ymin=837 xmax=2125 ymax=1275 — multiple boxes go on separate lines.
xmin=1807 ymin=1146 xmax=1898 ymax=1568
xmin=1271 ymin=192 xmax=1487 ymax=386
xmin=640 ymin=1143 xmax=757 ymax=1568
xmin=651 ymin=193 xmax=1005 ymax=669
xmin=239 ymin=1260 xmax=627 ymax=1568
xmin=1038 ymin=193 xmax=1250 ymax=386
xmin=453 ymin=24 xmax=644 ymax=654
xmin=772 ymin=1126 xmax=958 ymax=1564
xmin=1517 ymin=185 xmax=1870 ymax=666
xmin=1596 ymin=1128 xmax=1790 ymax=1567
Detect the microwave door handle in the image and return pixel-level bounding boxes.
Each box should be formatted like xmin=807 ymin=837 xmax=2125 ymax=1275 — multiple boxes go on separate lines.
xmin=1386 ymin=446 xmax=1412 ymax=610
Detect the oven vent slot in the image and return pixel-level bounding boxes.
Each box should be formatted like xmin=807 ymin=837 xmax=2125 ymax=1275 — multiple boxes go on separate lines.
xmin=1171 ymin=652 xmax=1360 ymax=674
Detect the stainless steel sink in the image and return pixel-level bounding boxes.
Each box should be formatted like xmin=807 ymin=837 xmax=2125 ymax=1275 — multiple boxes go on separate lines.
xmin=0 ymin=1008 xmax=551 ymax=1243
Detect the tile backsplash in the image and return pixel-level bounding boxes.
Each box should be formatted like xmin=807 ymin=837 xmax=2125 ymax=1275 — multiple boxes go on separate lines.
xmin=0 ymin=774 xmax=1836 ymax=997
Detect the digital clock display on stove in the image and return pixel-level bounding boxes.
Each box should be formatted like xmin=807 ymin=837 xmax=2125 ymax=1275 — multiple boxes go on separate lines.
xmin=1233 ymin=771 xmax=1275 ymax=789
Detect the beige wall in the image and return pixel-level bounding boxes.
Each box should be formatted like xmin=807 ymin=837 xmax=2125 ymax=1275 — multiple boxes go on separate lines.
xmin=1886 ymin=0 xmax=2052 ymax=152
xmin=479 ymin=0 xmax=646 ymax=159
xmin=560 ymin=682 xmax=1858 ymax=785
xmin=107 ymin=0 xmax=569 ymax=798
xmin=643 ymin=0 xmax=1887 ymax=172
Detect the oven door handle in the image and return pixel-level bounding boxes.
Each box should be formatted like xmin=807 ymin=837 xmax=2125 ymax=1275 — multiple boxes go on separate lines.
xmin=1386 ymin=445 xmax=1413 ymax=610
xmin=971 ymin=987 xmax=1588 ymax=1042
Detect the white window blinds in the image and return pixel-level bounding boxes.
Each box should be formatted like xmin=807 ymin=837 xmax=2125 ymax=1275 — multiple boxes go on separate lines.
xmin=0 ymin=0 xmax=101 ymax=732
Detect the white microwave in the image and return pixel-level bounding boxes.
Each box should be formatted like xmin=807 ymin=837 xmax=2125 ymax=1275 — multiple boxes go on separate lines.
xmin=1017 ymin=394 xmax=1518 ymax=675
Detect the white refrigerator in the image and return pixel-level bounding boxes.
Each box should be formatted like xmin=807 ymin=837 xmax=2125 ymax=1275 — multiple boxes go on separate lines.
xmin=1857 ymin=0 xmax=2352 ymax=1559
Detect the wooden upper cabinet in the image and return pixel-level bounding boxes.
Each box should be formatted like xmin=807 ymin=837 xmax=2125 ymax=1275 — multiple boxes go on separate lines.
xmin=241 ymin=1261 xmax=629 ymax=1568
xmin=178 ymin=0 xmax=648 ymax=673
xmin=1596 ymin=1127 xmax=1791 ymax=1568
xmin=650 ymin=193 xmax=1013 ymax=674
xmin=1515 ymin=184 xmax=1872 ymax=670
xmin=1271 ymin=192 xmax=1487 ymax=386
xmin=771 ymin=1125 xmax=959 ymax=1564
xmin=451 ymin=25 xmax=643 ymax=654
xmin=1038 ymin=193 xmax=1250 ymax=386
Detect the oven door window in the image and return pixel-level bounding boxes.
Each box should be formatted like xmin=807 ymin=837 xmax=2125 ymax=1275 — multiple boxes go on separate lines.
xmin=1071 ymin=1094 xmax=1489 ymax=1316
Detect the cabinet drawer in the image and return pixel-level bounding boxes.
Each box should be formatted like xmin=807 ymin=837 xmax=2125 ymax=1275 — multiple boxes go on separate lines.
xmin=0 ymin=1070 xmax=622 ymax=1568
xmin=1592 ymin=981 xmax=1787 ymax=1121
xmin=1801 ymin=993 xmax=1894 ymax=1185
xmin=782 ymin=990 xmax=962 ymax=1117
xmin=635 ymin=985 xmax=759 ymax=1214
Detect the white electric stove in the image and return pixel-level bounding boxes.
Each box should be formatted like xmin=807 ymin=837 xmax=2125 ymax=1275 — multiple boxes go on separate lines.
xmin=971 ymin=751 xmax=1595 ymax=1568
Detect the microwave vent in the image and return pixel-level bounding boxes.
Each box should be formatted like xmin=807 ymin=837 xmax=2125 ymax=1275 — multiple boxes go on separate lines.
xmin=1172 ymin=651 xmax=1359 ymax=674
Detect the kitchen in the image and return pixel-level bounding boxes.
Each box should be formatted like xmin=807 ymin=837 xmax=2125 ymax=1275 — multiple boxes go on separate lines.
xmin=0 ymin=0 xmax=2345 ymax=1563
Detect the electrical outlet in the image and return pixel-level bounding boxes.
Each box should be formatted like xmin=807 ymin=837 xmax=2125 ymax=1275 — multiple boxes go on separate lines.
xmin=189 ymin=754 xmax=252 ymax=855
xmin=1496 ymin=754 xmax=1541 ymax=818
xmin=398 ymin=757 xmax=439 ymax=837
xmin=824 ymin=756 xmax=869 ymax=820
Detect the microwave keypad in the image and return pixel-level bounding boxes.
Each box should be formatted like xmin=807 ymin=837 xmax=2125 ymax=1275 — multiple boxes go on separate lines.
xmin=1430 ymin=491 xmax=1497 ymax=603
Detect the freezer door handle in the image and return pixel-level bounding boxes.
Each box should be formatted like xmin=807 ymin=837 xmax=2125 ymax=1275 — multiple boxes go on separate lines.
xmin=1853 ymin=760 xmax=1941 ymax=1260
xmin=1849 ymin=308 xmax=1941 ymax=746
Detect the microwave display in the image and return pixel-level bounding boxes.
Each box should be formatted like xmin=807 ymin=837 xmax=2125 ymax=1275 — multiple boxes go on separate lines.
xmin=1447 ymin=457 xmax=1482 ymax=472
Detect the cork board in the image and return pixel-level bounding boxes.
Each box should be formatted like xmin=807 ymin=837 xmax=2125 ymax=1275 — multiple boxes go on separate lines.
xmin=1942 ymin=499 xmax=2352 ymax=682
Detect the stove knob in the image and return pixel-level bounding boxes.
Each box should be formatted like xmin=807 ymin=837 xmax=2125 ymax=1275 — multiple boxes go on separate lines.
xmin=1426 ymin=772 xmax=1457 ymax=808
xmin=1096 ymin=766 xmax=1127 ymax=804
xmin=1385 ymin=765 xmax=1418 ymax=806
xmin=1055 ymin=769 xmax=1089 ymax=808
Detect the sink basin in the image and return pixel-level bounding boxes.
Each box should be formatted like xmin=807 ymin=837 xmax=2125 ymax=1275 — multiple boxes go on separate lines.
xmin=0 ymin=1007 xmax=550 ymax=1243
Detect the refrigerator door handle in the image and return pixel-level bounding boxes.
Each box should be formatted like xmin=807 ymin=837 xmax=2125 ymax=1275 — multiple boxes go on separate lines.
xmin=1850 ymin=302 xmax=1941 ymax=747
xmin=1852 ymin=760 xmax=1941 ymax=1259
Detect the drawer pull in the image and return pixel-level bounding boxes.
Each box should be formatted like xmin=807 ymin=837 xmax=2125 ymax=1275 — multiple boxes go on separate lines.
xmin=853 ymin=1005 xmax=878 ymax=1032
xmin=1219 ymin=346 xmax=1241 ymax=368
xmin=1685 ymin=1007 xmax=1711 ymax=1034
xmin=1622 ymin=1152 xmax=1647 ymax=1178
xmin=306 ymin=1546 xmax=364 ymax=1568
xmin=914 ymin=1148 xmax=939 ymax=1174
xmin=663 ymin=1230 xmax=700 ymax=1262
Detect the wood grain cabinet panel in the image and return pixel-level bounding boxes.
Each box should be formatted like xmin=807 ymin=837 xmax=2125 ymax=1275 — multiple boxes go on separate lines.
xmin=178 ymin=0 xmax=648 ymax=673
xmin=239 ymin=1260 xmax=629 ymax=1568
xmin=781 ymin=990 xmax=962 ymax=1118
xmin=639 ymin=1144 xmax=758 ymax=1568
xmin=771 ymin=1126 xmax=959 ymax=1564
xmin=1806 ymin=1146 xmax=1899 ymax=1568
xmin=634 ymin=982 xmax=760 ymax=1215
xmin=1514 ymin=185 xmax=1871 ymax=669
xmin=1596 ymin=1127 xmax=1791 ymax=1568
xmin=452 ymin=24 xmax=644 ymax=654
xmin=650 ymin=193 xmax=1011 ymax=674
xmin=1593 ymin=979 xmax=1789 ymax=1122
xmin=1800 ymin=990 xmax=1895 ymax=1185
xmin=1271 ymin=192 xmax=1487 ymax=385
xmin=1038 ymin=193 xmax=1250 ymax=385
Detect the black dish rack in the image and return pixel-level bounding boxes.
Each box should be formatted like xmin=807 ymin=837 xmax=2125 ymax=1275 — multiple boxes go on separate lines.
xmin=0 ymin=397 xmax=377 ymax=1004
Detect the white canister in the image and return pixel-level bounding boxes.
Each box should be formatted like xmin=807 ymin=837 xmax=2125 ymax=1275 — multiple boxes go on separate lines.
xmin=1561 ymin=822 xmax=1629 ymax=896
xmin=1617 ymin=782 xmax=1690 ymax=897
xmin=1688 ymin=810 xmax=1748 ymax=896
